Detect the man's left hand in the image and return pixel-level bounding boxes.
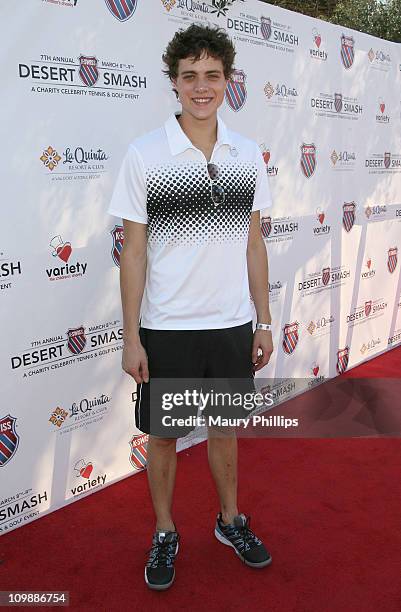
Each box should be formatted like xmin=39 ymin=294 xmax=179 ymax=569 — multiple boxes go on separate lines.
xmin=252 ymin=329 xmax=274 ymax=372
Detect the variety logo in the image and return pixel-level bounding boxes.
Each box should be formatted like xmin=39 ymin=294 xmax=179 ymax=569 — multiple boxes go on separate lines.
xmin=367 ymin=47 xmax=392 ymax=72
xmin=347 ymin=299 xmax=388 ymax=326
xmin=336 ymin=347 xmax=349 ymax=374
xmin=300 ymin=143 xmax=317 ymax=178
xmin=298 ymin=265 xmax=350 ymax=297
xmin=376 ymin=98 xmax=390 ymax=124
xmin=11 ymin=320 xmax=123 ymax=379
xmin=330 ymin=149 xmax=357 ymax=171
xmin=111 ymin=225 xmax=124 ymax=267
xmin=225 ymin=69 xmax=247 ymax=111
xmin=263 ymin=81 xmax=298 ymax=110
xmin=0 ymin=251 xmax=22 ymax=293
xmin=46 ymin=235 xmax=88 ymax=281
xmin=129 ymin=434 xmax=149 ymax=470
xmin=227 ymin=11 xmax=299 ymax=53
xmin=342 ymin=201 xmax=356 ymax=232
xmin=364 ymin=204 xmax=387 ymax=220
xmin=259 ymin=144 xmax=279 ymax=177
xmin=388 ymin=247 xmax=398 ymax=273
xmin=19 ymin=54 xmax=147 ymax=102
xmin=260 ymin=216 xmax=298 ymax=244
xmin=282 ymin=322 xmax=299 ymax=355
xmin=49 ymin=407 xmax=69 ymax=429
xmin=0 ymin=489 xmax=48 ymax=534
xmin=340 ymin=34 xmax=355 ymax=69
xmin=361 ymin=257 xmax=376 ymax=279
xmin=308 ymin=362 xmax=325 ymax=388
xmin=365 ymin=151 xmax=401 ymax=173
xmin=105 ymin=0 xmax=138 ymax=21
xmin=311 ymin=91 xmax=362 ymax=120
xmin=71 ymin=460 xmax=107 ymax=496
xmin=309 ymin=28 xmax=327 ymax=61
xmin=0 ymin=416 xmax=19 ymax=468
xmin=312 ymin=208 xmax=331 ymax=236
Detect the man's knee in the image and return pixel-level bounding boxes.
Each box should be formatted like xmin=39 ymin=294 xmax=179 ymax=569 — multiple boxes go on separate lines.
xmin=148 ymin=435 xmax=177 ymax=449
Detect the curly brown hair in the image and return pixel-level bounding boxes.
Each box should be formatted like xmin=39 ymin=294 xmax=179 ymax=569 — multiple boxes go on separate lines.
xmin=162 ymin=24 xmax=236 ymax=96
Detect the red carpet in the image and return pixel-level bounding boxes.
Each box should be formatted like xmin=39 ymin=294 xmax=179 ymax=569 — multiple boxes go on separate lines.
xmin=1 ymin=347 xmax=401 ymax=611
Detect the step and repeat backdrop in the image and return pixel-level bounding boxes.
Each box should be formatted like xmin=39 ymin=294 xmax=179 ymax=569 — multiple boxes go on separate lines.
xmin=1 ymin=0 xmax=401 ymax=534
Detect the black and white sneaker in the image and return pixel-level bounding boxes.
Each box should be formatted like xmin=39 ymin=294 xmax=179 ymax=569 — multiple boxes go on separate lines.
xmin=215 ymin=513 xmax=272 ymax=568
xmin=144 ymin=530 xmax=179 ymax=590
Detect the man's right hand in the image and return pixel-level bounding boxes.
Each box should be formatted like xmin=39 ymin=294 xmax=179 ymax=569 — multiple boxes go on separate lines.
xmin=122 ymin=339 xmax=149 ymax=384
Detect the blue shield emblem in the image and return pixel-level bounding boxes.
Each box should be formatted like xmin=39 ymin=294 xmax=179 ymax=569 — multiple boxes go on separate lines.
xmin=343 ymin=202 xmax=356 ymax=232
xmin=105 ymin=0 xmax=138 ymax=21
xmin=111 ymin=225 xmax=124 ymax=267
xmin=334 ymin=93 xmax=343 ymax=113
xmin=341 ymin=35 xmax=355 ymax=69
xmin=336 ymin=347 xmax=349 ymax=374
xmin=261 ymin=216 xmax=272 ymax=239
xmin=322 ymin=267 xmax=330 ymax=286
xmin=67 ymin=326 xmax=86 ymax=355
xmin=225 ymin=70 xmax=247 ymax=112
xmin=388 ymin=247 xmax=398 ymax=273
xmin=79 ymin=56 xmax=99 ymax=87
xmin=300 ymin=143 xmax=316 ymax=178
xmin=260 ymin=17 xmax=272 ymax=40
xmin=384 ymin=152 xmax=391 ymax=169
xmin=0 ymin=415 xmax=19 ymax=467
xmin=129 ymin=434 xmax=148 ymax=470
xmin=282 ymin=322 xmax=299 ymax=355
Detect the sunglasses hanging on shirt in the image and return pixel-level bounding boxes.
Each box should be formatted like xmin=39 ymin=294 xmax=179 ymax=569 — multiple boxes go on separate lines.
xmin=207 ymin=163 xmax=225 ymax=206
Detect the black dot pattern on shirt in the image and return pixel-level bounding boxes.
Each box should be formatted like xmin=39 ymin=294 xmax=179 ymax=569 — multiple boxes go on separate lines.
xmin=145 ymin=162 xmax=257 ymax=246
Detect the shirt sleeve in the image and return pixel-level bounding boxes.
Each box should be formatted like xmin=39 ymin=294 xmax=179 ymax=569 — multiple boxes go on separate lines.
xmin=252 ymin=143 xmax=273 ymax=212
xmin=107 ymin=144 xmax=147 ymax=224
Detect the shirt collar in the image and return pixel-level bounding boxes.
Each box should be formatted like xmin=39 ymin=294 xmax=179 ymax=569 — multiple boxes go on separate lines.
xmin=164 ymin=112 xmax=232 ymax=156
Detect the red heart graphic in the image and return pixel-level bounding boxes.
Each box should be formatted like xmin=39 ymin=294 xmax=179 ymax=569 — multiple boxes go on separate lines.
xmin=313 ymin=366 xmax=319 ymax=376
xmin=318 ymin=213 xmax=325 ymax=224
xmin=263 ymin=150 xmax=271 ymax=165
xmin=80 ymin=463 xmax=93 ymax=479
xmin=380 ymin=103 xmax=385 ymax=113
xmin=315 ymin=35 xmax=321 ymax=48
xmin=367 ymin=259 xmax=371 ymax=269
xmin=57 ymin=243 xmax=72 ymax=263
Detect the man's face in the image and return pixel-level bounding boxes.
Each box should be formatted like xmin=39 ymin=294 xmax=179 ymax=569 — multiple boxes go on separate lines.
xmin=172 ymin=52 xmax=228 ymax=120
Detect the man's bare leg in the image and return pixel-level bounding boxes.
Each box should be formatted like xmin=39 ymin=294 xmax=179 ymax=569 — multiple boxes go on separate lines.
xmin=146 ymin=436 xmax=177 ymax=532
xmin=207 ymin=427 xmax=238 ymax=525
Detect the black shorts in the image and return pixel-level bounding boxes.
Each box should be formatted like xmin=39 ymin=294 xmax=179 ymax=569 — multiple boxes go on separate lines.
xmin=134 ymin=321 xmax=255 ymax=437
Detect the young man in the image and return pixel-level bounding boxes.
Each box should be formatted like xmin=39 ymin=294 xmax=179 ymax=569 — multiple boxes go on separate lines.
xmin=108 ymin=24 xmax=274 ymax=590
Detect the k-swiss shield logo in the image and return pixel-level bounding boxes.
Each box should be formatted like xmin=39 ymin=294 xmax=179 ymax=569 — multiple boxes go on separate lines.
xmin=225 ymin=70 xmax=247 ymax=112
xmin=341 ymin=34 xmax=355 ymax=69
xmin=365 ymin=300 xmax=372 ymax=317
xmin=0 ymin=415 xmax=19 ymax=468
xmin=79 ymin=55 xmax=99 ymax=87
xmin=111 ymin=225 xmax=124 ymax=267
xmin=300 ymin=144 xmax=316 ymax=178
xmin=129 ymin=434 xmax=148 ymax=470
xmin=261 ymin=216 xmax=272 ymax=238
xmin=67 ymin=326 xmax=87 ymax=355
xmin=334 ymin=93 xmax=343 ymax=113
xmin=336 ymin=347 xmax=349 ymax=374
xmin=105 ymin=0 xmax=138 ymax=21
xmin=387 ymin=247 xmax=398 ymax=273
xmin=342 ymin=201 xmax=356 ymax=232
xmin=260 ymin=16 xmax=272 ymax=40
xmin=282 ymin=322 xmax=299 ymax=355
xmin=384 ymin=152 xmax=391 ymax=169
xmin=322 ymin=267 xmax=331 ymax=286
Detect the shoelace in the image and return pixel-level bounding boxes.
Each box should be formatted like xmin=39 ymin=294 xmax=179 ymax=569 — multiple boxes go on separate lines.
xmin=223 ymin=516 xmax=262 ymax=553
xmin=146 ymin=535 xmax=179 ymax=568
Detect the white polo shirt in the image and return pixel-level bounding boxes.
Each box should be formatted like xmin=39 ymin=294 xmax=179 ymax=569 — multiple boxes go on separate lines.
xmin=107 ymin=112 xmax=272 ymax=330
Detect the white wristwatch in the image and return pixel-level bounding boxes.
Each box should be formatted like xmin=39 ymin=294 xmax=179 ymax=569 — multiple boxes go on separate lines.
xmin=256 ymin=323 xmax=272 ymax=331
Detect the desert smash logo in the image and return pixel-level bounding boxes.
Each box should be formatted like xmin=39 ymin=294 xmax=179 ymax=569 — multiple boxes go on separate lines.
xmin=18 ymin=53 xmax=147 ymax=101
xmin=11 ymin=321 xmax=123 ymax=378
